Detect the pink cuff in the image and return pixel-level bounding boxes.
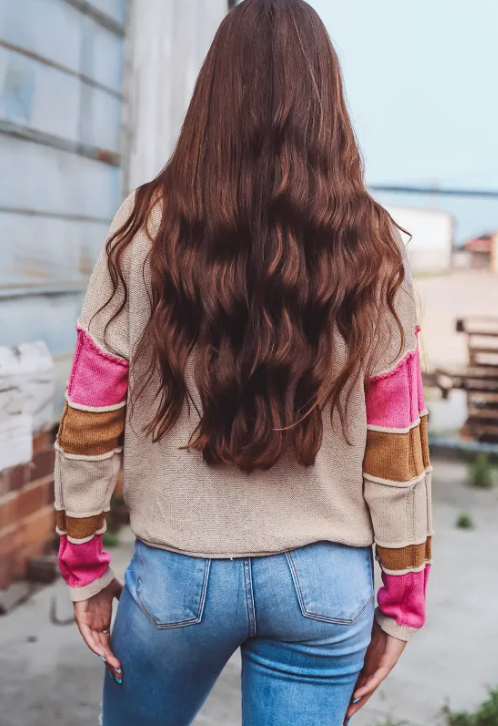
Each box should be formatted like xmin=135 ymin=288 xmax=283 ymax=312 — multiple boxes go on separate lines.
xmin=377 ymin=565 xmax=430 ymax=629
xmin=58 ymin=534 xmax=111 ymax=590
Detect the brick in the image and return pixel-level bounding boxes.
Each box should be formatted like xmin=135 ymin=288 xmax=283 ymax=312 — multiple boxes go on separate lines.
xmin=29 ymin=449 xmax=55 ymax=482
xmin=0 ymin=464 xmax=30 ymax=498
xmin=15 ymin=506 xmax=55 ymax=553
xmin=32 ymin=430 xmax=55 ymax=456
xmin=0 ymin=478 xmax=54 ymax=532
xmin=0 ymin=525 xmax=18 ymax=559
xmin=18 ymin=479 xmax=54 ymax=521
xmin=0 ymin=493 xmax=18 ymax=532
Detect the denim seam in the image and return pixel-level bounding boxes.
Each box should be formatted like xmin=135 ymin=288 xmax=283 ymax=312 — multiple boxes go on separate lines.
xmin=136 ymin=558 xmax=211 ymax=629
xmin=241 ymin=560 xmax=251 ymax=638
xmin=285 ymin=551 xmax=374 ymax=625
xmin=247 ymin=559 xmax=257 ymax=637
xmin=242 ymin=559 xmax=257 ymax=637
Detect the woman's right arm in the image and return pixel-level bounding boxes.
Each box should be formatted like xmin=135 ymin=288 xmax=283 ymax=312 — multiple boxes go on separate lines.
xmin=363 ymin=322 xmax=432 ymax=641
xmin=361 ymin=236 xmax=433 ymax=642
xmin=346 ymin=237 xmax=432 ymax=723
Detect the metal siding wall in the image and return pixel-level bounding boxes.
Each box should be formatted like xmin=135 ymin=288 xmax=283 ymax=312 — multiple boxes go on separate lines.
xmin=0 ymin=0 xmax=127 ymax=418
xmin=86 ymin=0 xmax=126 ymax=24
xmin=125 ymin=0 xmax=227 ymax=191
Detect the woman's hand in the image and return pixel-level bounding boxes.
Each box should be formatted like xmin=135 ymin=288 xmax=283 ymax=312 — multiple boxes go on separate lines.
xmin=73 ymin=578 xmax=123 ymax=681
xmin=344 ymin=619 xmax=407 ymax=723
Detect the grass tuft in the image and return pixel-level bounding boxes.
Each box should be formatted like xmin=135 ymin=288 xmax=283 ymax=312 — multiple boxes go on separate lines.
xmin=456 ymin=512 xmax=475 ymax=530
xmin=467 ymin=453 xmax=495 ymax=490
xmin=102 ymin=531 xmax=120 ymax=548
xmin=442 ymin=685 xmax=498 ymax=725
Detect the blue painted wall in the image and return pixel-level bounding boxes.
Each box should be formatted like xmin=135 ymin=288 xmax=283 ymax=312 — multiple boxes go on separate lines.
xmin=0 ymin=0 xmax=127 ymax=416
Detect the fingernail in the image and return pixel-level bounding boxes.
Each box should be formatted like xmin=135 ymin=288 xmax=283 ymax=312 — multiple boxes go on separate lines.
xmin=108 ymin=671 xmax=114 ymax=681
xmin=100 ymin=656 xmax=107 ymax=662
xmin=353 ymin=697 xmax=361 ymax=704
xmin=116 ymin=677 xmax=122 ymax=684
xmin=116 ymin=668 xmax=121 ymax=674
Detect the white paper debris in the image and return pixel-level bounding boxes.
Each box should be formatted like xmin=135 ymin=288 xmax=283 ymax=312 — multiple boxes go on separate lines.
xmin=0 ymin=341 xmax=55 ymax=470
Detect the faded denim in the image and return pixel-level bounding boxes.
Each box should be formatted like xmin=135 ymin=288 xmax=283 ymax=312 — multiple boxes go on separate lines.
xmin=103 ymin=539 xmax=374 ymax=726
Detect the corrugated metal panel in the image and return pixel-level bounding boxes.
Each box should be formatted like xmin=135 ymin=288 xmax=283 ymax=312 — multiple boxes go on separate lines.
xmin=0 ymin=212 xmax=108 ymax=289
xmin=0 ymin=135 xmax=120 ymax=219
xmin=0 ymin=0 xmax=127 ymax=420
xmin=81 ymin=14 xmax=124 ymax=92
xmin=0 ymin=46 xmax=83 ymax=143
xmin=0 ymin=0 xmax=83 ymax=73
xmin=86 ymin=0 xmax=126 ymax=25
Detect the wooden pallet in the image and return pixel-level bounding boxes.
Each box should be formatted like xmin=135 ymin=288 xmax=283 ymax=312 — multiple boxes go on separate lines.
xmin=435 ymin=317 xmax=498 ymax=442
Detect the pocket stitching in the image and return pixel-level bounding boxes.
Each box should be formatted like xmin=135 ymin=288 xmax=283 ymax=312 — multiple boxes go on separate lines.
xmin=285 ymin=549 xmax=374 ymax=625
xmin=136 ymin=558 xmax=211 ymax=630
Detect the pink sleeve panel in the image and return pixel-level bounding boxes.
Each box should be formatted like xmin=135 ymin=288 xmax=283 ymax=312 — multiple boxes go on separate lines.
xmin=58 ymin=535 xmax=111 ymax=590
xmin=366 ymin=329 xmax=426 ymax=429
xmin=67 ymin=325 xmax=129 ymax=409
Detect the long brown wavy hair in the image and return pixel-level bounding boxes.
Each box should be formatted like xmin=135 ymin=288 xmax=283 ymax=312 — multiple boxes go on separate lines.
xmin=105 ymin=0 xmax=405 ymax=472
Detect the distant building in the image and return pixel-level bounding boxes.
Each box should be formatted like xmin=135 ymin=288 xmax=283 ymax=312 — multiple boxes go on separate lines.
xmin=386 ymin=206 xmax=454 ymax=274
xmin=461 ymin=233 xmax=497 ymax=270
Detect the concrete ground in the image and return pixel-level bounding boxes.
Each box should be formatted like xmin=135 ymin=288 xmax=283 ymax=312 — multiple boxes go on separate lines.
xmin=0 ymin=457 xmax=497 ymax=726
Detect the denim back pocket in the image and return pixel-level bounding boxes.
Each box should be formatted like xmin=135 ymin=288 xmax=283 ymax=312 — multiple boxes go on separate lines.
xmin=132 ymin=540 xmax=211 ymax=629
xmin=285 ymin=541 xmax=373 ymax=624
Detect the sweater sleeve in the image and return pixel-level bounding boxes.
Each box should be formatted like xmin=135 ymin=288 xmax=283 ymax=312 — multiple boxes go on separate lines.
xmin=54 ymin=196 xmax=134 ymax=601
xmin=363 ymin=236 xmax=432 ymax=641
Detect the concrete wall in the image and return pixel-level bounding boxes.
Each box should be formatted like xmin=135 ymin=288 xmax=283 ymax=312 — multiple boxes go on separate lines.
xmin=124 ymin=0 xmax=227 ymax=191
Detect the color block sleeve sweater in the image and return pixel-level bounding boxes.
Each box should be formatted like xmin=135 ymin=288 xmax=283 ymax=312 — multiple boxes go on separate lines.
xmin=55 ymin=196 xmax=432 ymax=640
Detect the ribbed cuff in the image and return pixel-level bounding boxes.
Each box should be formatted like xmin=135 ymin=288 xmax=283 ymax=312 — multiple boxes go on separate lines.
xmin=375 ymin=607 xmax=418 ymax=642
xmin=68 ymin=568 xmax=116 ymax=602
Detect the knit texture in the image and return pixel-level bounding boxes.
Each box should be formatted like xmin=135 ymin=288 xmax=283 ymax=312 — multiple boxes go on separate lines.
xmin=54 ymin=195 xmax=432 ymax=638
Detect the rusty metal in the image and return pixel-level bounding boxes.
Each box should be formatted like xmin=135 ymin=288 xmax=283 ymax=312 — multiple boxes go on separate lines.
xmin=62 ymin=0 xmax=126 ymax=36
xmin=0 ymin=284 xmax=86 ymax=299
xmin=0 ymin=38 xmax=123 ymax=100
xmin=0 ymin=206 xmax=111 ymax=224
xmin=435 ymin=317 xmax=498 ymax=443
xmin=0 ymin=120 xmax=121 ymax=167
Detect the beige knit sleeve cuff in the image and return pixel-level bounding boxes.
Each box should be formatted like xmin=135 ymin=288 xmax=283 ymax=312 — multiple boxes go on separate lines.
xmin=374 ymin=607 xmax=419 ymax=642
xmin=68 ymin=567 xmax=116 ymax=602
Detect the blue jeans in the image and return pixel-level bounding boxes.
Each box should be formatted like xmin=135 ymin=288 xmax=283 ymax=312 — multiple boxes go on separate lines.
xmin=103 ymin=540 xmax=374 ymax=726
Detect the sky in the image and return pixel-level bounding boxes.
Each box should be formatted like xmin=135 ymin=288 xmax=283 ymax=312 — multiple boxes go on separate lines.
xmin=307 ymin=0 xmax=498 ymax=241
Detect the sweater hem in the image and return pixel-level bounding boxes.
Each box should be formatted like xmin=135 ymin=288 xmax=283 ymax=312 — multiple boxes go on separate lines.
xmin=137 ymin=535 xmax=376 ymax=560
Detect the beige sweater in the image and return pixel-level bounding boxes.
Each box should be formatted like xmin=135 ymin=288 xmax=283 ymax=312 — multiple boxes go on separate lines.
xmin=55 ymin=194 xmax=432 ymax=641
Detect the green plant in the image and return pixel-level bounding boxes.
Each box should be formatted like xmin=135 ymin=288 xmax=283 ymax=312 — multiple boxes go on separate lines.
xmin=102 ymin=531 xmax=120 ymax=548
xmin=442 ymin=685 xmax=498 ymax=725
xmin=468 ymin=453 xmax=494 ymax=490
xmin=456 ymin=512 xmax=474 ymax=530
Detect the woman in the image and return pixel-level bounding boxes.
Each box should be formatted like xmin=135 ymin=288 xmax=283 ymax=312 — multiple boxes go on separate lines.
xmin=55 ymin=1 xmax=432 ymax=724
